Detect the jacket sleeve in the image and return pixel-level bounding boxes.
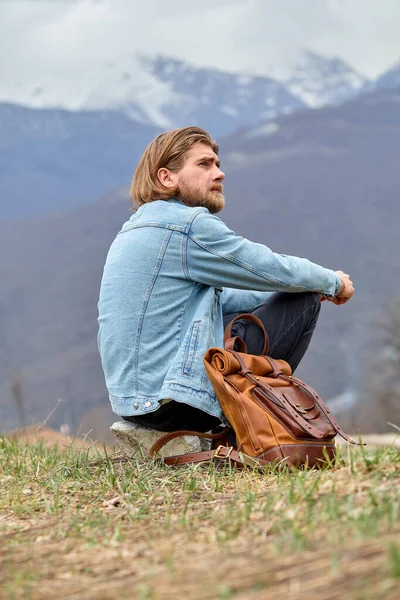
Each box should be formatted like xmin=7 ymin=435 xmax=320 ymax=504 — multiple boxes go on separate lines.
xmin=221 ymin=289 xmax=274 ymax=315
xmin=185 ymin=211 xmax=342 ymax=298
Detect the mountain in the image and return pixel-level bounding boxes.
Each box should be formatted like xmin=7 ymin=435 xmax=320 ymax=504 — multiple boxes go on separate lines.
xmin=0 ymin=52 xmax=308 ymax=220
xmin=266 ymin=50 xmax=367 ymax=107
xmin=0 ymin=189 xmax=127 ymax=431
xmin=135 ymin=54 xmax=306 ymax=136
xmin=0 ymin=103 xmax=160 ymax=220
xmin=367 ymin=60 xmax=400 ymax=93
xmin=1 ymin=85 xmax=400 ymax=433
xmin=2 ymin=51 xmax=367 ymax=124
xmin=1 ymin=54 xmax=307 ymax=137
xmin=0 ymin=51 xmax=371 ymax=221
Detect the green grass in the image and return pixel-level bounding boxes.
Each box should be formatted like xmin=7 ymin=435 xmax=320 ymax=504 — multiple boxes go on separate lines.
xmin=0 ymin=436 xmax=399 ymax=599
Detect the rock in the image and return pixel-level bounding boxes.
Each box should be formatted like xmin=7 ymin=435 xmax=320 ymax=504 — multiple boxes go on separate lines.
xmin=110 ymin=420 xmax=210 ymax=458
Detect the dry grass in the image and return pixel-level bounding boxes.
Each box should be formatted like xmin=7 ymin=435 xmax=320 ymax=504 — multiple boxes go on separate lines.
xmin=0 ymin=435 xmax=399 ymax=599
xmin=6 ymin=425 xmax=105 ymax=452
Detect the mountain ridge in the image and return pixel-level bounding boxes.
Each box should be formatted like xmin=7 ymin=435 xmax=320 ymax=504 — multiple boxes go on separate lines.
xmin=0 ymin=50 xmax=370 ymax=128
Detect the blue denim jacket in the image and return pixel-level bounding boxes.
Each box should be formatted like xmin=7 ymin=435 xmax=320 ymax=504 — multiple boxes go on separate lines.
xmin=97 ymin=199 xmax=342 ymax=420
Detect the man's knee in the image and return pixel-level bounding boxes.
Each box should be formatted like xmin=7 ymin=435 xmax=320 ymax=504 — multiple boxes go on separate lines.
xmin=303 ymin=292 xmax=321 ymax=320
xmin=283 ymin=291 xmax=321 ymax=321
xmin=270 ymin=291 xmax=320 ymax=311
xmin=308 ymin=291 xmax=321 ymax=309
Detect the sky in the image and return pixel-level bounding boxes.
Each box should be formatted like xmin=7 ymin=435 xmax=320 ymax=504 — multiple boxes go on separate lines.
xmin=1 ymin=0 xmax=400 ymax=105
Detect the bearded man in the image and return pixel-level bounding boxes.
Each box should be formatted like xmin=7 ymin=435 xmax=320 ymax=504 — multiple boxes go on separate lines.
xmin=97 ymin=126 xmax=354 ymax=434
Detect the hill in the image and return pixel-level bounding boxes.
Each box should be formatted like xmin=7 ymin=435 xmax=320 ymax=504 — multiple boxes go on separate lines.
xmin=1 ymin=86 xmax=400 ymax=431
xmin=0 ymin=103 xmax=159 ymax=220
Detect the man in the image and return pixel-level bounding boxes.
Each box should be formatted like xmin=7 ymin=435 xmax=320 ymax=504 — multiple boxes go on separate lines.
xmin=97 ymin=126 xmax=354 ymax=434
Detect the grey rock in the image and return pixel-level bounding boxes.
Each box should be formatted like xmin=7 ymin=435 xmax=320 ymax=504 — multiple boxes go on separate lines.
xmin=110 ymin=420 xmax=211 ymax=459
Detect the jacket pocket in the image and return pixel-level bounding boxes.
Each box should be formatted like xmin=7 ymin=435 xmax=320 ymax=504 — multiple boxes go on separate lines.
xmin=181 ymin=320 xmax=201 ymax=376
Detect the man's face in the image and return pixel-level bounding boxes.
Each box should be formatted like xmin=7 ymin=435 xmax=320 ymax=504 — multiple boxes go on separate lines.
xmin=171 ymin=142 xmax=225 ymax=213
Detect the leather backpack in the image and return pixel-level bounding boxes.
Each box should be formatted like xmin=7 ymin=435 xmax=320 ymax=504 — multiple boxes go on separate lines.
xmin=150 ymin=314 xmax=356 ymax=469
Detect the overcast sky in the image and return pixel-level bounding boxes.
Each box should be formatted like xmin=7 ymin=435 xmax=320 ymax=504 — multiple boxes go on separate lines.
xmin=1 ymin=0 xmax=400 ymax=102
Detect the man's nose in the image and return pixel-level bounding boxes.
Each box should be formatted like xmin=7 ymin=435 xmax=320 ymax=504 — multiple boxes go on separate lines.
xmin=213 ymin=166 xmax=225 ymax=181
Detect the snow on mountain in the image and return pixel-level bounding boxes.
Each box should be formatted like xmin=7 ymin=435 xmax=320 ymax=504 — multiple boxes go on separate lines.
xmin=366 ymin=60 xmax=400 ymax=93
xmin=266 ymin=50 xmax=368 ymax=108
xmin=78 ymin=52 xmax=307 ymax=136
xmin=0 ymin=50 xmax=370 ymax=136
xmin=0 ymin=53 xmax=305 ymax=137
xmin=136 ymin=54 xmax=305 ymax=136
xmin=1 ymin=56 xmax=178 ymax=129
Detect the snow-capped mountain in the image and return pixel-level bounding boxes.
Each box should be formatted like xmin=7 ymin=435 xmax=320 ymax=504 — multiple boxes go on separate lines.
xmin=0 ymin=53 xmax=305 ymax=137
xmin=367 ymin=60 xmax=400 ymax=93
xmin=0 ymin=50 xmax=370 ymax=135
xmin=3 ymin=56 xmax=182 ymax=129
xmin=265 ymin=50 xmax=368 ymax=108
xmin=136 ymin=54 xmax=306 ymax=136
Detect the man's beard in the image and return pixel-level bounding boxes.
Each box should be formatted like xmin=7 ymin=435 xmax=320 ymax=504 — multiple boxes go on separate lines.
xmin=177 ymin=180 xmax=225 ymax=214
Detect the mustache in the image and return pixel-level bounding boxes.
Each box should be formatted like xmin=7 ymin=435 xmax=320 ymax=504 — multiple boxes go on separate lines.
xmin=211 ymin=184 xmax=224 ymax=192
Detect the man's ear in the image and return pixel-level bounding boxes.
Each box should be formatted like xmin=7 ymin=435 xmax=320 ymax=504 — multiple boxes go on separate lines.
xmin=157 ymin=167 xmax=177 ymax=189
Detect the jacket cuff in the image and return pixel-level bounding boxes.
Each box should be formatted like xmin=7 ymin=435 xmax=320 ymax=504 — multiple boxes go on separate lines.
xmin=321 ymin=273 xmax=343 ymax=299
xmin=334 ymin=274 xmax=344 ymax=296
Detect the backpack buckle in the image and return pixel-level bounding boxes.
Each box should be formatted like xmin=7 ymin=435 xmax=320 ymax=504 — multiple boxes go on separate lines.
xmin=214 ymin=445 xmax=233 ymax=459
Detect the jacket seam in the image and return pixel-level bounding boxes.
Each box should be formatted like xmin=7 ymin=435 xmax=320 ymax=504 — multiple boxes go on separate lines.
xmin=181 ymin=319 xmax=201 ymax=376
xmin=185 ymin=208 xmax=208 ymax=231
xmin=179 ymin=209 xmax=206 ymax=278
xmin=178 ymin=285 xmax=200 ymax=347
xmin=119 ymin=222 xmax=187 ymax=234
xmin=163 ymin=380 xmax=217 ymax=399
xmin=182 ymin=232 xmax=190 ymax=279
xmin=133 ymin=229 xmax=173 ymax=394
xmin=109 ymin=393 xmax=160 ymax=400
xmin=187 ymin=232 xmax=313 ymax=291
xmin=118 ymin=208 xmax=207 ymax=237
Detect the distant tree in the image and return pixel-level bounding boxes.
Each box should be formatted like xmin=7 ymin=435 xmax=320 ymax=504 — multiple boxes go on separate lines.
xmin=79 ymin=405 xmax=116 ymax=445
xmin=367 ymin=297 xmax=400 ymax=432
xmin=10 ymin=371 xmax=25 ymax=429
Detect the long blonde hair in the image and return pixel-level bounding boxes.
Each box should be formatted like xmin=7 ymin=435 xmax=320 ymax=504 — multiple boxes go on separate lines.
xmin=130 ymin=126 xmax=218 ymax=209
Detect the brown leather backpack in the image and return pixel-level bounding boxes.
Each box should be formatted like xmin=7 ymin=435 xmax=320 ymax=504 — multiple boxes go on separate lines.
xmin=150 ymin=314 xmax=356 ymax=469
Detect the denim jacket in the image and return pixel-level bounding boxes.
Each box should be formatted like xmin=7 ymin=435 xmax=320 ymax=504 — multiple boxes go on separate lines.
xmin=97 ymin=199 xmax=342 ymax=420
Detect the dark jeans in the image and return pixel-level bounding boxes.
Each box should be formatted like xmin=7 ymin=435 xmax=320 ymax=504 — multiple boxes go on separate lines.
xmin=122 ymin=292 xmax=321 ymax=433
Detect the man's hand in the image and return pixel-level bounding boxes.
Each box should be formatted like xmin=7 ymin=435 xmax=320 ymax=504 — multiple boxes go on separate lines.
xmin=320 ymin=271 xmax=355 ymax=305
xmin=331 ymin=270 xmax=355 ymax=305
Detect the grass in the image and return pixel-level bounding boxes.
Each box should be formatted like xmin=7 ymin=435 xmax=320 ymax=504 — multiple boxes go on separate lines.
xmin=0 ymin=435 xmax=399 ymax=599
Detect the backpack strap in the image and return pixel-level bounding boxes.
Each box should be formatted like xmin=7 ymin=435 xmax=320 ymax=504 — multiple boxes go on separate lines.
xmin=224 ymin=314 xmax=269 ymax=355
xmin=278 ymin=373 xmax=360 ymax=445
xmin=161 ymin=445 xmax=244 ymax=467
xmin=148 ymin=427 xmax=245 ymax=467
xmin=225 ymin=336 xmax=248 ymax=353
xmin=232 ymin=350 xmax=360 ymax=445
